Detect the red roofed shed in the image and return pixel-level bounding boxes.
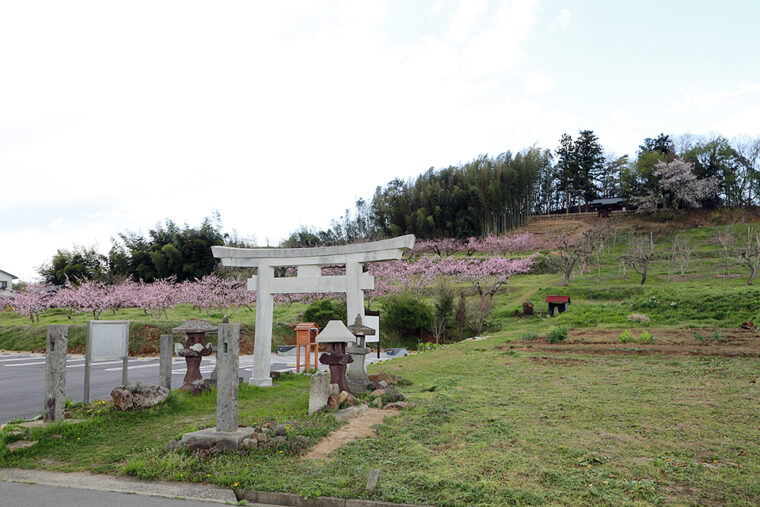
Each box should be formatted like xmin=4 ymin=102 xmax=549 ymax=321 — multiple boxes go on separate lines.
xmin=545 ymin=296 xmax=570 ymax=315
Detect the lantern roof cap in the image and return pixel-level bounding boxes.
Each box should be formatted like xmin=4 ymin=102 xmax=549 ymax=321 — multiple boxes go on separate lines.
xmin=315 ymin=320 xmax=356 ymax=343
xmin=347 ymin=314 xmax=375 ymax=336
xmin=172 ymin=319 xmax=218 ymax=334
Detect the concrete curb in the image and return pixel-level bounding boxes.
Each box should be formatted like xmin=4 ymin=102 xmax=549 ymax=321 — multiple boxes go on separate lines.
xmin=0 ymin=468 xmax=236 ymax=504
xmin=233 ymin=488 xmax=430 ymax=507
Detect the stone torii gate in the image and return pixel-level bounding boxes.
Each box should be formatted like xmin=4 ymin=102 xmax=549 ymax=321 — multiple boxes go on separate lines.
xmin=211 ymin=235 xmax=415 ymax=386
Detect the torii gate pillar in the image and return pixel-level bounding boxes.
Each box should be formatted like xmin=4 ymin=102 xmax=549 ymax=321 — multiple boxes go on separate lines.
xmin=212 ymin=235 xmax=414 ymax=387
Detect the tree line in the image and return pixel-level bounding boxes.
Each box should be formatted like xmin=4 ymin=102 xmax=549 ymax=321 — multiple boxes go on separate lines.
xmin=37 ymin=213 xmax=254 ymax=286
xmin=286 ymin=131 xmax=760 ymax=246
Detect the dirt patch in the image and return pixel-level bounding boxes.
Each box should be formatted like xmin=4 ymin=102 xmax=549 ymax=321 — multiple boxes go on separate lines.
xmin=529 ymin=356 xmax=588 ymax=366
xmin=506 ymin=327 xmax=760 ymax=357
xmin=303 ymin=408 xmax=399 ymax=461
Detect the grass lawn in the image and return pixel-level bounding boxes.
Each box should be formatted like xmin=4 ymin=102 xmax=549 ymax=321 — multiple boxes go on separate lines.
xmin=2 ymin=330 xmax=759 ymax=505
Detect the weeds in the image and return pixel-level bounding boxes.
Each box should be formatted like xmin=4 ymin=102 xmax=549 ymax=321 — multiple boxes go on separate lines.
xmin=547 ymin=327 xmax=568 ymax=344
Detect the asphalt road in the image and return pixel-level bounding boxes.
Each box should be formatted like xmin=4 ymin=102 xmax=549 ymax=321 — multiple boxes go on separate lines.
xmin=0 ymin=350 xmax=391 ymax=424
xmin=0 ymin=481 xmax=228 ymax=507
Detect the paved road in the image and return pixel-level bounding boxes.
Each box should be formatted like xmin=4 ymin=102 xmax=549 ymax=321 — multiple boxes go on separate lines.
xmin=0 ymin=481 xmax=229 ymax=507
xmin=0 ymin=350 xmax=392 ymax=424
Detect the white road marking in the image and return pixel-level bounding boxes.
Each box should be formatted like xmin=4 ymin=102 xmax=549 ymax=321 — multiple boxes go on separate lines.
xmin=4 ymin=361 xmax=46 ymax=367
xmin=0 ymin=357 xmax=43 ymax=363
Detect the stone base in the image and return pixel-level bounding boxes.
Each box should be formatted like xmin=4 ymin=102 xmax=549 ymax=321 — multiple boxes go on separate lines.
xmin=180 ymin=427 xmax=256 ymax=451
xmin=249 ymin=377 xmax=273 ymax=387
xmin=346 ymin=378 xmax=372 ymax=393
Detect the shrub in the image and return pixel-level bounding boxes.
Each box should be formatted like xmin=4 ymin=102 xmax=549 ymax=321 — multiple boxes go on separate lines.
xmin=302 ymin=299 xmax=347 ymax=328
xmin=529 ymin=254 xmax=561 ymax=274
xmin=618 ymin=330 xmax=633 ymax=343
xmin=712 ymin=331 xmax=724 ymax=342
xmin=546 ymin=327 xmax=568 ymax=344
xmin=638 ymin=331 xmax=653 ymax=343
xmin=520 ymin=332 xmax=538 ymax=341
xmin=693 ymin=332 xmax=704 ymax=342
xmin=380 ymin=294 xmax=433 ymax=341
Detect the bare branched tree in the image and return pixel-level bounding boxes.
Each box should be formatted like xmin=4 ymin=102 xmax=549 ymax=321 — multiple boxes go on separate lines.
xmin=620 ymin=233 xmax=656 ymax=285
xmin=670 ymin=233 xmax=692 ymax=278
xmin=713 ymin=228 xmax=735 ymax=276
xmin=733 ymin=228 xmax=760 ymax=285
xmin=554 ymin=234 xmax=585 ymax=286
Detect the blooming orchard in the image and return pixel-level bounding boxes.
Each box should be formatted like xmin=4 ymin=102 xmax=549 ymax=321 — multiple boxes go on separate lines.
xmin=2 ymin=236 xmax=535 ymax=321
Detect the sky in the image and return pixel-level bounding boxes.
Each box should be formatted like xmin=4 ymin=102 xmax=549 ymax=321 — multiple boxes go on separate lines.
xmin=2 ymin=0 xmax=759 ymax=281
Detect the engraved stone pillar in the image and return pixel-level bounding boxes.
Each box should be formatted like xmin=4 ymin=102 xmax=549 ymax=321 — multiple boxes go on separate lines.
xmin=44 ymin=325 xmax=68 ymax=423
xmin=308 ymin=371 xmax=330 ymax=415
xmin=159 ymin=334 xmax=173 ymax=390
xmin=216 ymin=323 xmax=240 ymax=432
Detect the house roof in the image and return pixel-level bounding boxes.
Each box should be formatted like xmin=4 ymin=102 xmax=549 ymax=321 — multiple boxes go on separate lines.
xmin=0 ymin=269 xmax=18 ymax=280
xmin=295 ymin=322 xmax=318 ymax=331
xmin=545 ymin=296 xmax=571 ymax=304
xmin=588 ymin=198 xmax=626 ymax=207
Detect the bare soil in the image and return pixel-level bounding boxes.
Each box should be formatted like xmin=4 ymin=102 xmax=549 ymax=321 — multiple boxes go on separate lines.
xmin=302 ymin=408 xmax=399 ymax=461
xmin=506 ymin=327 xmax=760 ymax=357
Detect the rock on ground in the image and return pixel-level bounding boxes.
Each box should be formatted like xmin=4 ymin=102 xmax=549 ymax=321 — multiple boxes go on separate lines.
xmin=111 ymin=381 xmax=169 ymax=411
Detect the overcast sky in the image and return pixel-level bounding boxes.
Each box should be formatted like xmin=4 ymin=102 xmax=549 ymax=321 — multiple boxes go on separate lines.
xmin=2 ymin=0 xmax=759 ymax=281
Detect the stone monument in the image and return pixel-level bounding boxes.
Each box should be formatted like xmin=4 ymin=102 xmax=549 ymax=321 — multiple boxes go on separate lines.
xmin=346 ymin=314 xmax=375 ymax=393
xmin=211 ymin=235 xmax=415 ymax=387
xmin=44 ymin=325 xmax=68 ymax=423
xmin=159 ymin=334 xmax=173 ymax=390
xmin=316 ymin=320 xmax=356 ymax=393
xmin=172 ymin=319 xmax=215 ymax=394
xmin=180 ymin=322 xmax=255 ymax=450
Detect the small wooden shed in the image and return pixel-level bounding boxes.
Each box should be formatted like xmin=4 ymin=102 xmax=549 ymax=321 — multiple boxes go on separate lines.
xmin=295 ymin=322 xmax=319 ymax=373
xmin=545 ymin=296 xmax=571 ymax=316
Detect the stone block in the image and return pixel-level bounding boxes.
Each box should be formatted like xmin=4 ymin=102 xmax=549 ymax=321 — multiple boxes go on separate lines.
xmin=308 ymin=371 xmax=330 ymax=415
xmin=111 ymin=381 xmax=169 ymax=411
xmin=334 ymin=404 xmax=368 ymax=422
xmin=180 ymin=426 xmax=256 ymax=451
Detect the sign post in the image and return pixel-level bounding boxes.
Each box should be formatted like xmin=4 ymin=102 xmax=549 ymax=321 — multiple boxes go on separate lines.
xmin=84 ymin=320 xmax=129 ymax=404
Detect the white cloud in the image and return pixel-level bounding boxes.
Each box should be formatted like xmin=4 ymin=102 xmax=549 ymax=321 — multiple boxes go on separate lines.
xmin=523 ymin=72 xmax=554 ymax=94
xmin=668 ymin=82 xmax=760 ymax=137
xmin=549 ymin=8 xmax=571 ymax=32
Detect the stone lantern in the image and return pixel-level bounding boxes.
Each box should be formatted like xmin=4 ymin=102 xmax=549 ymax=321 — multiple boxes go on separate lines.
xmin=346 ymin=314 xmax=375 ymax=392
xmin=172 ymin=319 xmax=216 ymax=394
xmin=316 ymin=320 xmax=356 ymax=393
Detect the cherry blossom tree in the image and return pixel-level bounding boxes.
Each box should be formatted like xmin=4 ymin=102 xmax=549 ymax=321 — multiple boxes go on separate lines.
xmin=9 ymin=283 xmax=51 ymax=322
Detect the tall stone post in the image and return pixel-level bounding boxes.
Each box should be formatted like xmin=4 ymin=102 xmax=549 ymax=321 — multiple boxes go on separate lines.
xmin=159 ymin=334 xmax=173 ymax=390
xmin=251 ymin=264 xmax=274 ymax=387
xmin=345 ymin=261 xmax=365 ymax=328
xmin=44 ymin=325 xmax=68 ymax=423
xmin=216 ymin=323 xmax=240 ymax=432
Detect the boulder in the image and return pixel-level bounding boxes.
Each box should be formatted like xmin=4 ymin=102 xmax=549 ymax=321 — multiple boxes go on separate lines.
xmin=164 ymin=438 xmax=183 ymax=451
xmin=111 ymin=381 xmax=169 ymax=411
xmin=627 ymin=313 xmax=650 ymax=322
xmin=370 ymin=389 xmax=386 ymax=398
xmin=255 ymin=433 xmax=268 ymax=443
xmin=337 ymin=391 xmax=349 ymax=405
xmin=241 ymin=438 xmax=258 ymax=449
xmin=343 ymin=393 xmax=358 ymax=406
xmin=272 ymin=424 xmax=287 ymax=436
xmin=328 ymin=394 xmax=341 ymax=410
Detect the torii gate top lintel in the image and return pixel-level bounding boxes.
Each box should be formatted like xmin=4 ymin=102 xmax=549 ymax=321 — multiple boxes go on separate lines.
xmin=211 ymin=234 xmax=415 ymax=267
